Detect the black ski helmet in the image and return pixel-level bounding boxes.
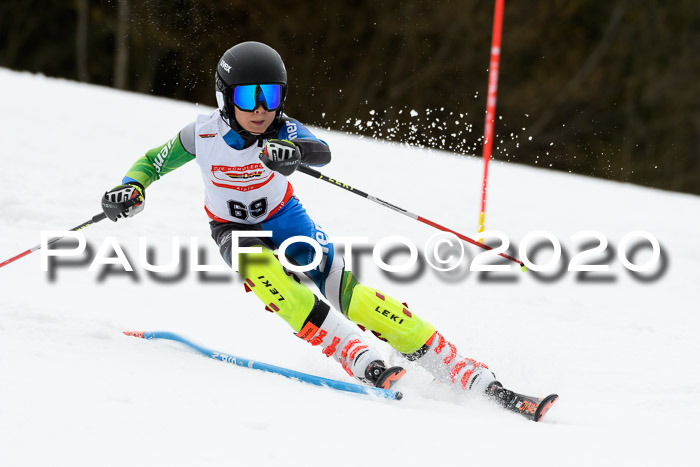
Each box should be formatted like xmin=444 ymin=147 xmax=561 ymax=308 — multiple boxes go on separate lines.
xmin=215 ymin=41 xmax=288 ymax=139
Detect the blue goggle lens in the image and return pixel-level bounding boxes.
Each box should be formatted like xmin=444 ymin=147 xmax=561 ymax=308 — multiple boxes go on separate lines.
xmin=232 ymin=84 xmax=283 ymax=111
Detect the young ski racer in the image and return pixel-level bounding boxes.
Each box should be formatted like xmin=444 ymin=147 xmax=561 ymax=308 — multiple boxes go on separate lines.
xmin=101 ymin=41 xmax=557 ymax=421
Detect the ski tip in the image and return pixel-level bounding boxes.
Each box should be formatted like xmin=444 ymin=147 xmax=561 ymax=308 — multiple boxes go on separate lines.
xmin=534 ymin=394 xmax=559 ymax=422
xmin=123 ymin=330 xmax=145 ymax=338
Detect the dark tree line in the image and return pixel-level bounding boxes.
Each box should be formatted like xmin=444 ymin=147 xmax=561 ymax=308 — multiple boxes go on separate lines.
xmin=2 ymin=0 xmax=698 ymax=195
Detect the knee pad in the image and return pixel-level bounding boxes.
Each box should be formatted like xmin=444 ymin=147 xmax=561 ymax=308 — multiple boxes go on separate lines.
xmin=239 ymin=247 xmax=315 ymax=332
xmin=345 ymin=283 xmax=435 ymax=354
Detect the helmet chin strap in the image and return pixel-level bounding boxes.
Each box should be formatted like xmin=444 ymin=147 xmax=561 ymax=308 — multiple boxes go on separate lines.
xmin=219 ymin=108 xmax=281 ymax=147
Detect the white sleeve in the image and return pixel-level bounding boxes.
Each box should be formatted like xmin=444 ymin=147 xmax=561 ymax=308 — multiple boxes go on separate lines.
xmin=179 ymin=120 xmax=197 ymax=156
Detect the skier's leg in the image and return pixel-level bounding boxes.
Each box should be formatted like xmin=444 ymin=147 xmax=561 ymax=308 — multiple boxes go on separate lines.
xmin=265 ymin=199 xmax=495 ymax=394
xmin=238 ymin=247 xmax=403 ymax=387
xmin=331 ymin=269 xmax=496 ymax=393
xmin=210 ymin=219 xmax=401 ymax=387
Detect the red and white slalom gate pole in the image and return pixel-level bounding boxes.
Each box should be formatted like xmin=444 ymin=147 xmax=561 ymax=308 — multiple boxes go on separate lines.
xmin=478 ymin=0 xmax=505 ymax=236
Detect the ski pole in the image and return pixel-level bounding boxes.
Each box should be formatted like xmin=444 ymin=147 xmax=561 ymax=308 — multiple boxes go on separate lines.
xmin=0 ymin=212 xmax=107 ymax=269
xmin=297 ymin=164 xmax=525 ymax=269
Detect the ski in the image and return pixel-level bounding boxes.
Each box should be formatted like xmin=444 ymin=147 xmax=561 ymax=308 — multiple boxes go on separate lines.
xmin=123 ymin=330 xmax=403 ymax=401
xmin=122 ymin=330 xmax=561 ymax=419
xmin=486 ymin=382 xmax=559 ymax=422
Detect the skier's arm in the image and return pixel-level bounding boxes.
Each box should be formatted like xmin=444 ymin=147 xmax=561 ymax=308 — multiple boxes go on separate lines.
xmin=295 ymin=139 xmax=331 ymax=166
xmin=122 ymin=122 xmax=196 ymax=188
xmin=278 ymin=117 xmax=331 ymax=166
xmin=102 ymin=122 xmax=196 ymax=221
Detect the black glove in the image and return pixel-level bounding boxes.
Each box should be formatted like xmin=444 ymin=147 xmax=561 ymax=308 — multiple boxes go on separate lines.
xmin=259 ymin=139 xmax=301 ymax=176
xmin=101 ymin=183 xmax=145 ymax=221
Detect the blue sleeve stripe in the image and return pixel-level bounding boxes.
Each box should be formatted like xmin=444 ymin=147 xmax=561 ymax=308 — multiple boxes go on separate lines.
xmin=281 ymin=119 xmax=328 ymax=146
xmin=122 ymin=176 xmax=141 ymax=185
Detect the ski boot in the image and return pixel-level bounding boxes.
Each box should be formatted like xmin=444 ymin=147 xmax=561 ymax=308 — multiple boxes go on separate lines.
xmin=405 ymin=331 xmax=497 ymax=393
xmin=297 ymin=302 xmax=408 ymax=390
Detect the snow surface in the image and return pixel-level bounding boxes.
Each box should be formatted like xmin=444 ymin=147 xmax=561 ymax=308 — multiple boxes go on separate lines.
xmin=1 ymin=68 xmax=699 ymax=466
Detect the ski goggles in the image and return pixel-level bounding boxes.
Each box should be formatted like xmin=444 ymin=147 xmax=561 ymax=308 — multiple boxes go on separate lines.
xmin=231 ymin=84 xmax=284 ymax=112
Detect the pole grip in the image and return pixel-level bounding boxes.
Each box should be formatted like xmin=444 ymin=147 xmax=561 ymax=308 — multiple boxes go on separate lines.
xmin=297 ymin=164 xmax=322 ymax=178
xmin=92 ymin=212 xmax=108 ymax=223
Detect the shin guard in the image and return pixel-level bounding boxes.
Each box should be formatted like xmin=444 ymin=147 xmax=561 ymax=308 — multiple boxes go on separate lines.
xmin=239 ymin=248 xmax=386 ymax=383
xmin=344 ymin=283 xmax=436 ymax=354
xmin=239 ymin=247 xmax=315 ymax=332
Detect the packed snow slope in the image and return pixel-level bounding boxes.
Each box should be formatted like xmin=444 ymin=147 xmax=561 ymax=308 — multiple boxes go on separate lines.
xmin=1 ymin=68 xmax=699 ymax=467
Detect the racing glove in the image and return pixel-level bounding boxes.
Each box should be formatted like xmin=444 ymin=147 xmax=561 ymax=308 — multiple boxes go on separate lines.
xmin=260 ymin=139 xmax=301 ymax=176
xmin=101 ymin=183 xmax=145 ymax=221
